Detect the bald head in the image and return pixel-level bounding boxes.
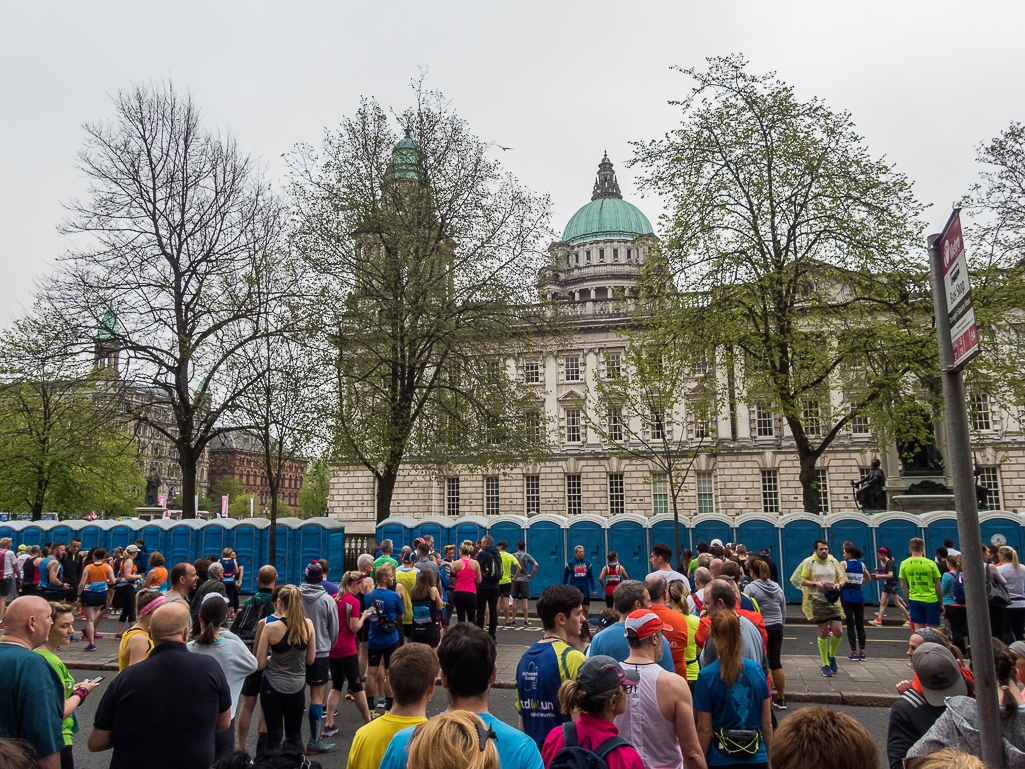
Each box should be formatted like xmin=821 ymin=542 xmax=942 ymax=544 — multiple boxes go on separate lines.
xmin=644 ymin=572 xmax=669 ymax=605
xmin=257 ymin=565 xmax=278 ymax=588
xmin=1 ymin=596 xmax=53 ymax=649
xmin=693 ymin=566 xmax=712 ymax=589
xmin=149 ymin=601 xmax=191 ymax=644
xmin=709 ymin=558 xmax=723 ymax=578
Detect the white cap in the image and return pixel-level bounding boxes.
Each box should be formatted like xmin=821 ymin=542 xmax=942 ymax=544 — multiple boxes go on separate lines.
xmin=710 ymin=538 xmax=723 ymax=547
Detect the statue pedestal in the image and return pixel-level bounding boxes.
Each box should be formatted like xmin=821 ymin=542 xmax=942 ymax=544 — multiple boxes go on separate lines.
xmin=891 ymin=494 xmax=957 ymax=514
xmin=134 ymin=506 xmax=166 ymax=521
xmin=886 ymin=474 xmax=955 ymax=514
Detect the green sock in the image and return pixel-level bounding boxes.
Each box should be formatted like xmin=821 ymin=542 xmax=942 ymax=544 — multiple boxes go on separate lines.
xmin=817 ymin=637 xmax=830 ymax=666
xmin=828 ymin=633 xmax=842 ymax=658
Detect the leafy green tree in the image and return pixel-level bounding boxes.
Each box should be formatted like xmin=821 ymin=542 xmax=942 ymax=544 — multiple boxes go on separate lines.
xmin=633 ymin=56 xmax=931 ymax=514
xmin=228 ymin=493 xmax=256 ymax=518
xmin=210 ymin=475 xmax=246 ymax=506
xmin=289 ymin=83 xmax=555 ymax=523
xmin=298 ymin=457 xmax=331 ymax=518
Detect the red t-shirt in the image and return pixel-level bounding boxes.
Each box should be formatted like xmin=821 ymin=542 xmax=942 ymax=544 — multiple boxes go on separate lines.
xmin=330 ymin=592 xmax=361 ymax=658
xmin=648 ymin=604 xmax=690 ymax=674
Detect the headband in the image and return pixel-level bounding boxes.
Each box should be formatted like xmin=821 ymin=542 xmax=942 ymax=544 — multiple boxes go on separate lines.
xmin=139 ymin=595 xmax=167 ymax=617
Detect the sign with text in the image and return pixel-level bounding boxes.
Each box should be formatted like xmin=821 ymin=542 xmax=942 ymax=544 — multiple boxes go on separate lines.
xmin=939 ymin=209 xmax=980 ymax=369
xmin=221 ymin=495 xmax=229 ymax=518
xmin=157 ymin=493 xmax=167 ymax=509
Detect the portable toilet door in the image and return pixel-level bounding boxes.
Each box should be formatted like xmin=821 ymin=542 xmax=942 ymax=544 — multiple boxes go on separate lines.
xmin=692 ymin=514 xmax=735 ymax=552
xmin=108 ymin=519 xmax=143 ymax=553
xmin=18 ymin=521 xmax=50 ymax=549
xmin=873 ymin=513 xmax=923 ymax=582
xmin=168 ymin=520 xmax=202 ymax=570
xmin=49 ymin=522 xmax=75 ymax=548
xmin=980 ymin=512 xmax=1025 ymax=557
xmin=232 ymin=519 xmax=270 ymax=593
xmin=526 ymin=515 xmax=567 ymax=596
xmin=922 ymin=513 xmax=960 ymax=562
xmin=735 ymin=514 xmax=781 ymax=562
xmin=273 ymin=518 xmax=304 ymax=585
xmin=567 ymin=515 xmax=607 ymax=591
xmin=377 ymin=517 xmax=416 ymax=553
xmin=648 ymin=515 xmax=685 ymax=568
xmin=487 ymin=516 xmax=527 ymax=558
xmin=297 ymin=518 xmax=346 ymax=577
xmin=825 ymin=513 xmax=876 ymax=603
xmin=77 ymin=520 xmax=113 ymax=552
xmin=320 ymin=520 xmax=347 ymax=578
xmin=0 ymin=520 xmax=16 ymax=545
xmin=607 ymin=515 xmax=649 ymax=583
xmin=780 ymin=514 xmax=827 ymax=602
xmin=413 ymin=518 xmax=453 ymax=551
xmin=454 ymin=517 xmax=489 ymax=550
xmin=198 ymin=522 xmax=227 ymax=561
xmin=138 ymin=520 xmax=173 ymax=567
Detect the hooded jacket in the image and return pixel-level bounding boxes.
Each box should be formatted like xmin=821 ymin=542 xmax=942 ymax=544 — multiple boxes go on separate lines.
xmin=906 ymin=695 xmax=1025 ymax=766
xmin=744 ymin=578 xmax=787 ymax=626
xmin=300 ymin=582 xmax=339 ymax=658
xmin=477 ymin=545 xmax=502 ymax=588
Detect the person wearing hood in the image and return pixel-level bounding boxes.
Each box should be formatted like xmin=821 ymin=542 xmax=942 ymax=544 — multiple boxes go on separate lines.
xmin=791 ymin=540 xmax=846 ymax=678
xmin=300 ymin=560 xmax=339 ymax=754
xmin=906 ymin=639 xmax=1025 ymax=766
xmin=475 ymin=536 xmax=502 ymax=640
xmin=886 ymin=642 xmax=966 ymax=769
xmin=745 ymin=558 xmax=788 ymax=710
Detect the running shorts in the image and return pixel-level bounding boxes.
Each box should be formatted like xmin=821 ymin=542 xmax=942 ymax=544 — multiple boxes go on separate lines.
xmin=511 ymin=581 xmax=530 ymax=600
xmin=909 ymin=600 xmax=941 ymax=627
xmin=367 ymin=641 xmax=400 ymax=668
xmin=329 ymin=654 xmax=363 ymax=693
xmin=305 ymin=657 xmax=330 ymax=687
xmin=240 ymin=669 xmax=263 ymax=697
xmin=499 ymin=583 xmax=511 ymax=598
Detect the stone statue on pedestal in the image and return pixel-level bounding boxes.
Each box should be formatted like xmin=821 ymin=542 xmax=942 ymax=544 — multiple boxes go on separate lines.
xmin=144 ymin=468 xmax=161 ymax=507
xmin=852 ymin=459 xmax=886 ymax=511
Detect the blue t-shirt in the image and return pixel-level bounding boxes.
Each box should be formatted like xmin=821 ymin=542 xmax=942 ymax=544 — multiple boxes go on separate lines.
xmin=379 ymin=711 xmax=543 ymax=769
xmin=562 ymin=559 xmax=594 ymax=594
xmin=367 ymin=588 xmax=404 ymax=650
xmin=841 ymin=560 xmax=866 ymax=603
xmin=321 ymin=580 xmax=339 ymax=597
xmin=516 ymin=640 xmax=585 ymax=747
xmin=587 ymin=622 xmax=675 ymax=673
xmin=0 ymin=644 xmax=66 ymax=760
xmin=693 ymin=658 xmax=770 ymax=766
xmin=220 ymin=558 xmax=236 ymax=583
xmin=941 ymin=571 xmax=957 ymax=605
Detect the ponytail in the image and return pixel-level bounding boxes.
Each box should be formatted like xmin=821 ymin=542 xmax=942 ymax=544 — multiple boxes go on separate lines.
xmin=194 ymin=594 xmax=228 ymax=645
xmin=711 ymin=611 xmax=743 ymax=687
xmin=557 ymin=678 xmax=620 ymax=718
xmin=999 ymin=546 xmax=1021 ymax=573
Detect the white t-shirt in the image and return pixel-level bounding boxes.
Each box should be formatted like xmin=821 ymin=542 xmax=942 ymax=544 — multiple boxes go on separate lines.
xmin=803 ymin=557 xmax=838 ymax=603
xmin=0 ymin=550 xmax=17 ymax=579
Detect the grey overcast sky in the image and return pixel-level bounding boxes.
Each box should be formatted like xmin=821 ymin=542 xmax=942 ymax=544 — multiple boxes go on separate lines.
xmin=2 ymin=1 xmax=1023 ymax=319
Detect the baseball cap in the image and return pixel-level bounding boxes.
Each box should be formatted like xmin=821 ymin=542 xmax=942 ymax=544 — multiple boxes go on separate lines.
xmin=402 ymin=550 xmax=416 ymax=564
xmin=912 ymin=642 xmax=967 ymax=705
xmin=823 ymin=586 xmax=842 ymax=603
xmin=760 ymin=548 xmax=771 ymax=556
xmin=576 ymin=655 xmax=639 ymax=695
xmin=1010 ymin=641 xmax=1025 ymax=661
xmin=305 ymin=560 xmax=324 ymax=582
xmin=624 ymin=609 xmax=670 ymax=639
xmin=17 ymin=544 xmax=26 ymax=552
xmin=710 ymin=538 xmax=724 ymax=547
xmin=413 ymin=538 xmax=425 ymax=548
xmin=126 ymin=544 xmax=139 ymax=554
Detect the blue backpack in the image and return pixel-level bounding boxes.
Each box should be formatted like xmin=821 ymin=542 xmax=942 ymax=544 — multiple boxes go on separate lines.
xmin=950 ymin=571 xmax=966 ymax=604
xmin=548 ymin=722 xmax=631 ymax=769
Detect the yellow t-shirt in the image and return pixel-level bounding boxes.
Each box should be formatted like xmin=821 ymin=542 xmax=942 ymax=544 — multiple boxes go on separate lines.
xmin=394 ymin=567 xmax=419 ymax=625
xmin=346 ymin=713 xmax=427 ymax=769
xmin=500 ymin=551 xmax=519 ymax=585
xmin=117 ymin=627 xmax=153 ymax=671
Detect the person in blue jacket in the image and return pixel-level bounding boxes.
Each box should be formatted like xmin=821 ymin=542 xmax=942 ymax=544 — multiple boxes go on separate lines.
xmin=562 ymin=546 xmax=596 ymax=616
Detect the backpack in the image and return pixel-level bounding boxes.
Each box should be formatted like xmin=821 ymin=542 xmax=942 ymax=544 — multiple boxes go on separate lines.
xmin=231 ymin=593 xmax=272 ymax=647
xmin=950 ymin=571 xmax=966 ymax=604
xmin=439 ymin=561 xmax=452 ymax=590
xmin=480 ymin=551 xmax=502 ymax=583
xmin=548 ymin=722 xmax=630 ymax=769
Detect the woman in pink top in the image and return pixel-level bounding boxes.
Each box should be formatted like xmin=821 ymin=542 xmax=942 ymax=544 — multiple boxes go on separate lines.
xmin=451 ymin=539 xmax=482 ymax=624
xmin=323 ymin=571 xmax=372 ymax=735
xmin=542 ymin=655 xmax=644 ymax=769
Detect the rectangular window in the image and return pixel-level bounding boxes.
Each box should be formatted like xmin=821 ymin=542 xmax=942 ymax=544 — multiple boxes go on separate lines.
xmin=599 ymin=248 xmax=605 ymax=262
xmin=613 ymin=248 xmax=619 ymax=261
xmin=609 ymin=474 xmax=625 ymax=515
xmin=484 ymin=476 xmax=500 ymax=516
xmin=605 ymin=352 xmax=622 ymax=378
xmin=526 ymin=411 xmax=544 ymax=440
xmin=565 ymin=408 xmax=582 ymax=443
xmin=446 ymin=477 xmax=460 ymax=516
xmin=970 ymin=392 xmax=992 ymax=431
xmin=696 ymin=471 xmax=714 ymax=515
xmin=756 ymin=405 xmax=774 ymax=437
xmin=691 ymin=356 xmax=708 ymax=376
xmin=626 ymin=248 xmax=632 ymax=261
xmin=586 ymin=250 xmax=591 ymax=263
xmin=815 ymin=469 xmax=830 ymax=514
xmin=652 ymin=473 xmax=668 ymax=516
xmin=607 ymin=407 xmax=623 ymax=442
xmin=761 ymin=469 xmax=780 ymax=514
xmin=650 ymin=409 xmax=664 ymax=440
xmin=565 ymin=355 xmax=581 ymax=382
xmin=851 ymin=413 xmax=870 ymax=435
xmin=803 ymin=400 xmax=821 ymax=436
xmin=977 ymin=467 xmax=1002 ymax=509
xmin=566 ymin=474 xmax=582 ymax=515
xmin=524 ymin=360 xmax=541 ymax=384
xmin=525 ymin=475 xmax=540 ymax=515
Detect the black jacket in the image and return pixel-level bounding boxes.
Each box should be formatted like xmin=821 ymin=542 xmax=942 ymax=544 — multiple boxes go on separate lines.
xmin=886 ymin=688 xmax=946 ymax=769
xmin=476 ymin=546 xmax=502 ymax=587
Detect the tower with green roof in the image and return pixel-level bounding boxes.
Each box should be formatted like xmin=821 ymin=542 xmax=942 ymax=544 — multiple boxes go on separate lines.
xmin=93 ymin=305 xmax=120 ymax=377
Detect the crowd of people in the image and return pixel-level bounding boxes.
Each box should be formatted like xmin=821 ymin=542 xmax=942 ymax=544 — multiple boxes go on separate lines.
xmin=1 ymin=532 xmax=1024 ymax=769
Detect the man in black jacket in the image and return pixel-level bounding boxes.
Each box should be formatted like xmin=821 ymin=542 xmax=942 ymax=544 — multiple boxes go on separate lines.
xmin=886 ymin=642 xmax=966 ymax=769
xmin=475 ymin=536 xmax=502 ymax=639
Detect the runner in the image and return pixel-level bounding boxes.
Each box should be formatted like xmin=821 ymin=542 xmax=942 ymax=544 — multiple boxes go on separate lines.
xmin=405 ymin=712 xmax=499 ymax=769
xmin=668 ymin=580 xmax=700 ymax=688
xmin=643 ymin=572 xmax=690 ymax=674
xmin=374 ymin=540 xmax=399 ymax=579
xmin=299 ymin=560 xmax=340 ymax=753
xmin=515 ymin=584 xmax=587 ymax=747
xmin=219 ymin=548 xmax=242 ymax=614
xmin=41 ymin=542 xmax=72 ymax=601
xmin=511 ymin=541 xmax=538 ymax=628
xmin=113 ymin=544 xmax=144 ymax=638
xmin=497 ymin=540 xmax=519 ymax=629
xmin=323 ymin=570 xmax=372 ymax=736
xmin=744 ymin=559 xmax=787 ymax=709
xmin=143 ymin=552 xmax=168 ymax=591
xmin=0 ymin=538 xmax=20 ymax=619
xmin=118 ymin=592 xmax=163 ymax=670
xmin=841 ymin=545 xmax=871 ymax=661
xmin=899 ymin=538 xmax=943 ymax=632
xmin=451 ymin=540 xmax=481 ymax=624
xmin=234 ymin=565 xmax=278 ymax=752
xmin=794 ymin=540 xmax=846 ymax=677
xmin=872 ymin=546 xmax=909 ymax=626
xmin=600 ymin=551 xmax=628 ymax=609
xmin=77 ymin=549 xmax=115 ymax=652
xmin=19 ymin=545 xmax=39 ymax=597
xmin=366 ymin=562 xmax=406 ymax=713
xmin=562 ymin=545 xmax=596 ymax=616
xmin=440 ymin=545 xmax=456 ymax=627
xmin=395 ymin=552 xmax=420 ymax=644
xmin=475 ymin=536 xmax=503 ymax=639
xmin=941 ymin=554 xmax=968 ymax=654
xmin=649 ymin=543 xmax=688 ymax=587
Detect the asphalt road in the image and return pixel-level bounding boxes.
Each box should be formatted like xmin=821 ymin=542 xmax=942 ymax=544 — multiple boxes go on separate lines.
xmin=66 ymin=671 xmax=892 ymax=769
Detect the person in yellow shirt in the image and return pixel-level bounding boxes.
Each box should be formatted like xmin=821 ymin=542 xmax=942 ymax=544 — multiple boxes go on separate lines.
xmin=394 ymin=553 xmax=420 ymax=645
xmin=497 ymin=541 xmax=520 ymax=629
xmin=346 ymin=643 xmax=438 ymax=769
xmin=668 ymin=579 xmax=701 ymax=690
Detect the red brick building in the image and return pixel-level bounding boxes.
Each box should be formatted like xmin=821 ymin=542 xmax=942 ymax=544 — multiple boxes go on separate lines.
xmin=208 ymin=433 xmax=307 ymax=511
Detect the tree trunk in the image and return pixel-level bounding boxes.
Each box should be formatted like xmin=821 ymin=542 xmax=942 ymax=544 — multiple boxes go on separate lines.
xmin=376 ymin=472 xmax=397 ymax=524
xmin=799 ymin=454 xmax=821 ymax=515
xmin=671 ymin=491 xmax=683 ymax=572
xmin=180 ymin=451 xmax=197 ymax=519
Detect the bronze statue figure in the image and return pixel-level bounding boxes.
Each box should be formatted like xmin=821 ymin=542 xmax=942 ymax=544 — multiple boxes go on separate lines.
xmin=852 ymin=459 xmax=886 ymax=511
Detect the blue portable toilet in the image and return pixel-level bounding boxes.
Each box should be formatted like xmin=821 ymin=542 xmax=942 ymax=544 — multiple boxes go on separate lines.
xmin=692 ymin=514 xmax=734 ymax=551
xmin=825 ymin=512 xmax=877 ymax=603
xmin=77 ymin=520 xmax=113 ymax=552
xmin=648 ymin=514 xmax=686 ymax=567
xmin=874 ymin=512 xmax=923 ymax=579
xmin=526 ymin=515 xmax=567 ymax=596
xmin=735 ymin=514 xmax=781 ymax=561
xmin=138 ymin=519 xmax=173 ymax=565
xmin=780 ymin=514 xmax=826 ymax=602
xmin=922 ymin=512 xmax=960 ymax=561
xmin=168 ymin=520 xmax=202 ymax=569
xmin=107 ymin=519 xmax=144 ymax=553
xmin=377 ymin=517 xmax=416 ymax=552
xmin=453 ymin=517 xmax=488 ymax=550
xmin=980 ymin=511 xmax=1025 ymax=556
xmin=20 ymin=521 xmax=58 ymax=549
xmin=486 ymin=516 xmax=527 ymax=554
xmin=272 ymin=518 xmax=305 ymax=585
xmin=568 ymin=515 xmax=607 ymax=586
xmin=231 ymin=518 xmax=269 ymax=593
xmin=49 ymin=522 xmax=75 ymax=547
xmin=0 ymin=520 xmax=17 ymax=544
xmin=413 ymin=518 xmax=454 ymax=551
xmin=199 ymin=518 xmax=238 ymax=561
xmin=296 ymin=518 xmax=346 ymax=579
xmin=607 ymin=514 xmax=649 ymax=582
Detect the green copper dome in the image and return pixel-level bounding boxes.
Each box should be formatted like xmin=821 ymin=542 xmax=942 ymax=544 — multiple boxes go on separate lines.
xmin=387 ymin=129 xmax=419 ymax=180
xmin=562 ymin=153 xmax=653 ymax=244
xmin=96 ymin=306 xmax=119 ymax=340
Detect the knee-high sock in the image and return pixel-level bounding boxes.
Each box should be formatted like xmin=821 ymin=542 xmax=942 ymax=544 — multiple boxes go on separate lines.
xmin=828 ymin=633 xmax=842 ymax=658
xmin=308 ymin=704 xmax=323 ymax=744
xmin=817 ymin=637 xmax=830 ymax=666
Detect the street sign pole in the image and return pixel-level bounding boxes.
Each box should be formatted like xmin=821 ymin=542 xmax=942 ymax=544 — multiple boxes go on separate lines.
xmin=928 ymin=224 xmax=1003 ymax=769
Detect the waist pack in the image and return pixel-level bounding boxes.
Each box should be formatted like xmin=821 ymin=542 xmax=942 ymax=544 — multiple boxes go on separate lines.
xmin=714 ymin=728 xmax=762 ymax=758
xmin=85 ymin=581 xmax=108 ymax=594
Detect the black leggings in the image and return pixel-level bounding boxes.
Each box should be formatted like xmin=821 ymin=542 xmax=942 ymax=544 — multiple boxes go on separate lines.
xmin=225 ymin=582 xmax=239 ymax=613
xmin=842 ymin=600 xmax=866 ymax=652
xmin=259 ymin=678 xmax=306 ymax=753
xmin=454 ymin=591 xmax=477 ymax=624
xmin=945 ymin=605 xmax=968 ymax=654
xmin=765 ymin=623 xmax=784 ymax=670
xmin=476 ymin=587 xmax=499 ymax=638
xmin=1006 ymin=607 xmax=1025 ymax=644
xmin=115 ymin=585 xmax=136 ymax=623
xmin=990 ymin=604 xmax=1007 ymax=641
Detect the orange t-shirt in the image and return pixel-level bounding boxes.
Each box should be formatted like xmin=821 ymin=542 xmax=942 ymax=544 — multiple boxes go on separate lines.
xmin=146 ymin=566 xmax=168 ymax=588
xmin=85 ymin=562 xmax=109 ymax=584
xmin=649 ymin=604 xmax=690 ymax=674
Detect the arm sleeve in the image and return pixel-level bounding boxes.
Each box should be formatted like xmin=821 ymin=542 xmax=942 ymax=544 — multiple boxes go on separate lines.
xmin=885 ymin=702 xmax=917 ymax=769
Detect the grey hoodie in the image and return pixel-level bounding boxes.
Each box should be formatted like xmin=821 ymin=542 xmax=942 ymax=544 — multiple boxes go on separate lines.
xmin=907 ymin=695 xmax=1025 ymax=766
xmin=744 ymin=578 xmax=787 ymax=626
xmin=299 ymin=582 xmax=339 ymax=658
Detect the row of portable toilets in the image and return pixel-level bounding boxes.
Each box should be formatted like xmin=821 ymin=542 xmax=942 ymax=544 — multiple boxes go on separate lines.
xmin=0 ymin=517 xmax=345 ymax=594
xmin=377 ymin=510 xmax=1025 ymax=603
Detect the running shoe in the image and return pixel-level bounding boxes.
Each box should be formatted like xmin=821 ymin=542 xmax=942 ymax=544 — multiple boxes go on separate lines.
xmin=828 ymin=656 xmax=838 ymax=673
xmin=69 ymin=635 xmax=79 ymax=642
xmin=114 ymin=633 xmax=124 ymax=640
xmin=376 ymin=698 xmax=387 ymax=710
xmin=305 ymin=741 xmax=335 ymax=754
xmin=93 ymin=633 xmax=104 ymax=639
xmin=523 ymin=620 xmax=532 ymax=627
xmin=771 ymin=698 xmax=787 ymax=711
xmin=504 ymin=622 xmax=514 ymax=630
xmin=902 ymin=621 xmax=911 ymax=628
xmin=859 ymin=652 xmax=867 ymax=661
xmin=849 ymin=652 xmax=859 ymax=661
xmin=321 ymin=725 xmax=339 ymax=738
xmin=822 ymin=665 xmax=833 ymax=677
xmin=869 ymin=618 xmax=883 ymax=626
xmin=85 ymin=643 xmax=97 ymax=652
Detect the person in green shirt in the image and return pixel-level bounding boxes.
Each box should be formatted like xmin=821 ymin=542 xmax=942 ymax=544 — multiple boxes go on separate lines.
xmin=35 ymin=602 xmax=101 ymax=769
xmin=497 ymin=541 xmax=520 ymax=629
xmin=899 ymin=537 xmax=944 ymax=631
xmin=373 ymin=540 xmax=399 ymax=581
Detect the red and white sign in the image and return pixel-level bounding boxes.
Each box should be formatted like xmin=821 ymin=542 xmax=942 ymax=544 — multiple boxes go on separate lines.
xmin=939 ymin=210 xmax=980 ymax=369
xmin=221 ymin=495 xmax=229 ymax=518
xmin=157 ymin=493 xmax=167 ymax=509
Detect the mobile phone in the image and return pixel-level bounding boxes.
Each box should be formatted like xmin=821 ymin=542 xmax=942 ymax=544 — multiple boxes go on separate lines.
xmin=89 ymin=676 xmax=105 ymax=684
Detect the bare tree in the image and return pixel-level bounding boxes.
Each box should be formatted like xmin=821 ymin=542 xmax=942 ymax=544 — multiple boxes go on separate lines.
xmin=55 ymin=81 xmax=289 ymax=517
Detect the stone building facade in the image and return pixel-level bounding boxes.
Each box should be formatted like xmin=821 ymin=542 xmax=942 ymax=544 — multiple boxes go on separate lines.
xmin=329 ymin=155 xmax=1025 ymax=534
xmin=208 ymin=432 xmax=307 ymax=510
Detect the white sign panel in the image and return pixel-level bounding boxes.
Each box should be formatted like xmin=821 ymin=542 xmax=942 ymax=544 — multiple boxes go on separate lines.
xmin=939 ymin=210 xmax=980 ymax=369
